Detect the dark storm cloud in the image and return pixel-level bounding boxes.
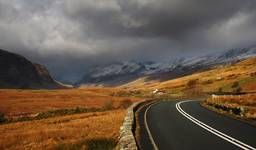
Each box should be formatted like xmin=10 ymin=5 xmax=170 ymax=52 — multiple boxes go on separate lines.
xmin=64 ymin=0 xmax=256 ymax=38
xmin=0 ymin=0 xmax=256 ymax=82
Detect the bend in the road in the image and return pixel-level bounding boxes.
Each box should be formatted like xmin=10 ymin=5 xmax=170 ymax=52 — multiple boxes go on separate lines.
xmin=140 ymin=100 xmax=256 ymax=150
xmin=176 ymin=100 xmax=256 ymax=150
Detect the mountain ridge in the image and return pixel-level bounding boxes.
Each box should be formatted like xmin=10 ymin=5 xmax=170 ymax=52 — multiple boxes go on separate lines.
xmin=77 ymin=46 xmax=256 ymax=87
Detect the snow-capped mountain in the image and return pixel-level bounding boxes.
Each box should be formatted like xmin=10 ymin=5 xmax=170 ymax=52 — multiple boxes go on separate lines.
xmin=77 ymin=61 xmax=158 ymax=86
xmin=77 ymin=46 xmax=256 ymax=86
xmin=182 ymin=46 xmax=256 ymax=67
xmin=77 ymin=59 xmax=186 ymax=86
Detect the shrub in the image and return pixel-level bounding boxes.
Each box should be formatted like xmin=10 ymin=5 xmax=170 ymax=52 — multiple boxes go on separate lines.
xmin=231 ymin=81 xmax=242 ymax=94
xmin=203 ymin=80 xmax=213 ymax=84
xmin=231 ymin=81 xmax=239 ymax=88
xmin=250 ymin=72 xmax=256 ymax=77
xmin=183 ymin=79 xmax=204 ymax=97
xmin=186 ymin=79 xmax=198 ymax=88
xmin=227 ymin=74 xmax=235 ymax=78
xmin=218 ymin=87 xmax=223 ymax=93
xmin=0 ymin=112 xmax=6 ymax=123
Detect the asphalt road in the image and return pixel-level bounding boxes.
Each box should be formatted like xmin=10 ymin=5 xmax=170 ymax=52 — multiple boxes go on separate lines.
xmin=137 ymin=100 xmax=256 ymax=150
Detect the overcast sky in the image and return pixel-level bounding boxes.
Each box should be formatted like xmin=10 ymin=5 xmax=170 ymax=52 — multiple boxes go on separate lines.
xmin=0 ymin=0 xmax=256 ymax=81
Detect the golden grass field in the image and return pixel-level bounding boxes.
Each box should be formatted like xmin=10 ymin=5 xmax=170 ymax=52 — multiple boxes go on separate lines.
xmin=0 ymin=88 xmax=143 ymax=150
xmin=0 ymin=109 xmax=125 ymax=150
xmin=0 ymin=88 xmax=141 ymax=118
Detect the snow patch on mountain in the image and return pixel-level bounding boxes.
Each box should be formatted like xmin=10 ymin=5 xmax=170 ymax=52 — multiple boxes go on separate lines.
xmin=78 ymin=46 xmax=256 ymax=86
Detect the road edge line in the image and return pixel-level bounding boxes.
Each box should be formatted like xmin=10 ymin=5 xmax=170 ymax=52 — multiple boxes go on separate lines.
xmin=144 ymin=102 xmax=160 ymax=150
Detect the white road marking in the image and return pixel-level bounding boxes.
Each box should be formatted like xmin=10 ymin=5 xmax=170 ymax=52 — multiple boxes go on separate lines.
xmin=176 ymin=100 xmax=256 ymax=150
xmin=144 ymin=102 xmax=159 ymax=150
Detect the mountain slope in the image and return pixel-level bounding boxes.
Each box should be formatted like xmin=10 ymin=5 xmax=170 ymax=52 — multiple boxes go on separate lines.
xmin=78 ymin=61 xmax=152 ymax=86
xmin=0 ymin=49 xmax=63 ymax=89
xmin=123 ymin=57 xmax=256 ymax=97
xmin=78 ymin=46 xmax=256 ymax=87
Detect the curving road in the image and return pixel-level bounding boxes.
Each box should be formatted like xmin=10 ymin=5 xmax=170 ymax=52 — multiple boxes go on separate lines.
xmin=137 ymin=100 xmax=256 ymax=150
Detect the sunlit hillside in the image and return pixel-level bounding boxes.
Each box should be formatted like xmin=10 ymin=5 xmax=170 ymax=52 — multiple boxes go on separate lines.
xmin=121 ymin=57 xmax=256 ymax=97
